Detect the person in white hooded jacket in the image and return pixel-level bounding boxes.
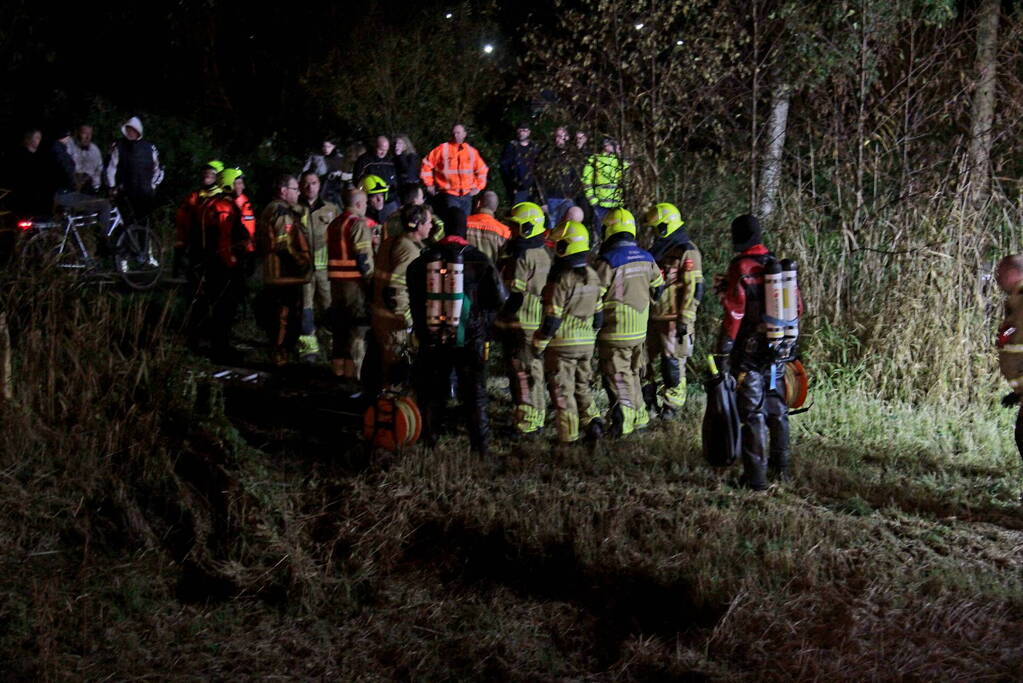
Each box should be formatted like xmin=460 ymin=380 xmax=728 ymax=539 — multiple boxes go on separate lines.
xmin=105 ymin=115 xmax=164 ymax=221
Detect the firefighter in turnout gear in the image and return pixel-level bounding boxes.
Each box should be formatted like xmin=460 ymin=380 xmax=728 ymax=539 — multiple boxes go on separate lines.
xmin=594 ymin=208 xmax=665 ymax=437
xmin=497 ymin=202 xmax=553 ymax=436
xmin=188 ymin=167 xmax=252 ymax=360
xmin=257 ymin=174 xmax=312 ymax=366
xmin=327 ymin=189 xmax=376 ymax=381
xmin=532 ymin=220 xmax=604 ymax=443
xmin=995 ymin=254 xmax=1023 ymax=470
xmin=643 ymin=203 xmax=703 ymax=419
xmin=174 ymin=159 xmax=223 ymax=280
xmin=715 ymin=214 xmax=802 ymax=490
xmin=371 ymin=204 xmax=431 ymax=391
xmin=407 ymin=208 xmax=507 ymax=455
xmin=298 ymin=171 xmax=340 ymax=362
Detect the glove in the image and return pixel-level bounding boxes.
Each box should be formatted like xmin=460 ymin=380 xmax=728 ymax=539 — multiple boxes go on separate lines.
xmin=676 ymin=323 xmax=688 ymax=341
xmin=1002 ymin=392 xmax=1021 ymax=408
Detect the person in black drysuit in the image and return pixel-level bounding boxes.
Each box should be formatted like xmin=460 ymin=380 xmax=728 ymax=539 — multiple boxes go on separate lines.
xmin=714 ymin=215 xmax=801 ymax=490
xmin=407 ymin=207 xmax=507 ymax=455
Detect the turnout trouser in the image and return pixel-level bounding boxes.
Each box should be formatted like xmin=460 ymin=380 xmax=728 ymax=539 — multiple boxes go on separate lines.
xmin=544 ymin=344 xmax=600 ymax=443
xmin=645 ymin=320 xmax=694 ymax=413
xmin=330 ymin=280 xmax=371 ymax=379
xmin=598 ymin=341 xmax=649 ymax=437
xmin=503 ymin=330 xmax=546 ymax=434
xmin=299 ymin=269 xmax=331 ymax=358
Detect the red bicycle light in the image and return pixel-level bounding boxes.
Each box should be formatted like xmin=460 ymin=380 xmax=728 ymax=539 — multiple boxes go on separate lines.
xmin=17 ymin=220 xmax=32 ymax=230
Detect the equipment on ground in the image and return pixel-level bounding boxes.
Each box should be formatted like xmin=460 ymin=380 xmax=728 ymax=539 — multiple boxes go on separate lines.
xmin=702 ymin=354 xmax=741 ymax=468
xmin=363 ymin=395 xmax=422 ymax=450
xmin=783 ymin=359 xmax=809 ymax=410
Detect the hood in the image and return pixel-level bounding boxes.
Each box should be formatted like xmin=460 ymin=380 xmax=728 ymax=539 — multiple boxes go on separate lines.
xmin=649 ymin=228 xmax=690 ymax=262
xmin=121 ymin=116 xmax=144 ymax=138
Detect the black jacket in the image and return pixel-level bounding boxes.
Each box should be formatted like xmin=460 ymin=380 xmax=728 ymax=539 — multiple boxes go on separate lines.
xmin=536 ymin=143 xmax=581 ymax=199
xmin=394 ymin=152 xmax=421 ymax=189
xmin=353 ymin=151 xmax=398 ymax=199
xmin=499 ymin=141 xmax=539 ymax=196
xmin=408 ymin=236 xmax=507 ymax=348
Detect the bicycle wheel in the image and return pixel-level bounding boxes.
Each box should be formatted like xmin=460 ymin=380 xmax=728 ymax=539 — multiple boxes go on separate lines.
xmin=114 ymin=225 xmax=163 ymax=290
xmin=20 ymin=229 xmax=85 ymax=272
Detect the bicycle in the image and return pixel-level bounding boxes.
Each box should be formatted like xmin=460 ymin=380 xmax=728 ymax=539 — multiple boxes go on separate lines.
xmin=17 ymin=200 xmax=164 ymax=291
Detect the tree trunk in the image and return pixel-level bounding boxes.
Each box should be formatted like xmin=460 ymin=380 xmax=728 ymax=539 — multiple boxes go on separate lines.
xmin=757 ymin=81 xmax=792 ymax=222
xmin=967 ymin=0 xmax=1000 ymax=207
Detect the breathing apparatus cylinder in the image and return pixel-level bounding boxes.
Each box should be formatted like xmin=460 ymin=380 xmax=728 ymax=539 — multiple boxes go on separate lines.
xmin=780 ymin=259 xmax=798 ymax=345
xmin=426 ymin=258 xmax=444 ymax=333
xmin=763 ymin=258 xmax=784 ymax=343
xmin=443 ymin=256 xmax=465 ymax=328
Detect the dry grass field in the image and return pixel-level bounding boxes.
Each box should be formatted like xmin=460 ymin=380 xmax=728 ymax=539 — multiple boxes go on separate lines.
xmin=3 ymin=203 xmax=1023 ymax=679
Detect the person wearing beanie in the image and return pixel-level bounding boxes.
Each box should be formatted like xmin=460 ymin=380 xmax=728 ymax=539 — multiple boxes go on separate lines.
xmin=105 ymin=115 xmax=164 ymax=222
xmin=406 ymin=206 xmax=507 ymax=456
xmin=714 ymin=213 xmax=802 ymax=490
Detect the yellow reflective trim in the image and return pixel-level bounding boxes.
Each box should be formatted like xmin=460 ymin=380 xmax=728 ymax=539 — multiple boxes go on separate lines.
xmin=1002 ymin=344 xmax=1023 ymax=353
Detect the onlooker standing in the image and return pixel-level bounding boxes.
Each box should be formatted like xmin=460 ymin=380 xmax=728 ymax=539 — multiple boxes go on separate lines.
xmin=302 ymin=138 xmax=346 ymax=205
xmin=499 ymin=122 xmax=539 ymax=205
xmin=393 ymin=134 xmax=421 ymax=192
xmin=70 ymin=124 xmax=103 ymax=193
xmin=105 ymin=116 xmax=164 ymax=222
xmin=582 ymin=137 xmax=627 ymax=243
xmin=536 ymin=126 xmax=580 ymax=229
xmin=420 ymin=123 xmax=488 ymax=218
xmin=353 ymin=135 xmax=399 ymax=217
xmin=6 ymin=128 xmax=49 ymax=217
xmin=49 ymin=127 xmax=111 ymax=230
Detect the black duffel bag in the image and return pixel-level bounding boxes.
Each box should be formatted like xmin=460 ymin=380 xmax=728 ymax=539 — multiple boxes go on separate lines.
xmin=702 ymin=358 xmax=741 ymax=468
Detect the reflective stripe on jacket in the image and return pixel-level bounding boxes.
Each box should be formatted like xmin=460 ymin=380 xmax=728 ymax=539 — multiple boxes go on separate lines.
xmin=327 ymin=211 xmax=373 ymax=280
xmin=420 ymin=142 xmax=489 ymax=196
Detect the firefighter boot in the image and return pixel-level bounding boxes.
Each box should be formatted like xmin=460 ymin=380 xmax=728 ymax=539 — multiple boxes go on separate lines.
xmin=659 ymin=355 xmax=685 ymax=419
xmin=766 ymin=392 xmax=792 ymax=482
xmin=642 ymin=381 xmax=658 ymax=417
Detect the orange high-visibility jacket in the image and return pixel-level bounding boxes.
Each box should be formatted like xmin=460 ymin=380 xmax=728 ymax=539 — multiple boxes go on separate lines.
xmin=420 ymin=142 xmax=488 ymax=197
xmin=235 ymin=193 xmax=256 ymax=253
xmin=327 ymin=211 xmax=374 ymax=281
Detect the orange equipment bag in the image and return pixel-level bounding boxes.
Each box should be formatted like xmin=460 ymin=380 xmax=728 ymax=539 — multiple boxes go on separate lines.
xmin=783 ymin=359 xmax=809 ymax=410
xmin=363 ymin=395 xmax=422 ymax=451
